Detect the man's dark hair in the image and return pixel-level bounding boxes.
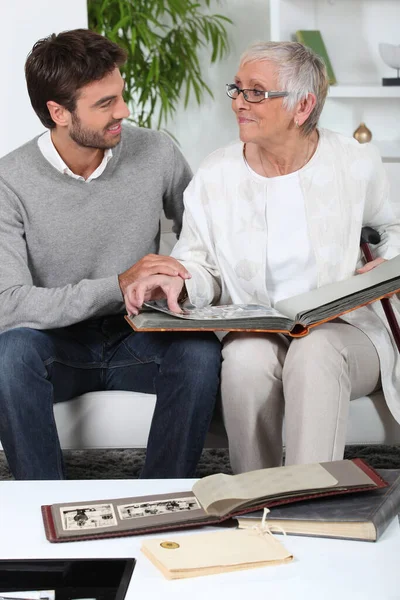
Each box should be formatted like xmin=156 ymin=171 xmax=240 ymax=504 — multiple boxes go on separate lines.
xmin=25 ymin=28 xmax=128 ymax=129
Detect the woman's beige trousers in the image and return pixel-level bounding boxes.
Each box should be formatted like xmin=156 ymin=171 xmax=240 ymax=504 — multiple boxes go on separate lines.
xmin=221 ymin=322 xmax=381 ymax=474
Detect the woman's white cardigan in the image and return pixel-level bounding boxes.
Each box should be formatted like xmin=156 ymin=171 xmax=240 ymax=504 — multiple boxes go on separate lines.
xmin=171 ymin=129 xmax=400 ymax=423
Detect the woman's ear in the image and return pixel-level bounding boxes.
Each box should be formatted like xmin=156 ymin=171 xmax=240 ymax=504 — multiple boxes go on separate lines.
xmin=294 ymin=93 xmax=317 ymax=127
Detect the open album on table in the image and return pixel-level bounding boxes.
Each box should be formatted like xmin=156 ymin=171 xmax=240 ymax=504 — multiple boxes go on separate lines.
xmin=41 ymin=459 xmax=387 ymax=543
xmin=125 ymin=254 xmax=400 ymax=337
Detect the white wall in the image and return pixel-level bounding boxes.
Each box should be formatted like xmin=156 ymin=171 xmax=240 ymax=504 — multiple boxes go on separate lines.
xmin=4 ymin=0 xmax=399 ymax=193
xmin=1 ymin=0 xmax=87 ymax=158
xmin=166 ymin=0 xmax=270 ymax=172
xmin=166 ymin=0 xmax=400 ymax=196
xmin=2 ymin=0 xmax=269 ymax=165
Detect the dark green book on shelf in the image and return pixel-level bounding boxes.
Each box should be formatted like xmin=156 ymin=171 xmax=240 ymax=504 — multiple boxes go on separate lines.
xmin=296 ymin=30 xmax=337 ymax=85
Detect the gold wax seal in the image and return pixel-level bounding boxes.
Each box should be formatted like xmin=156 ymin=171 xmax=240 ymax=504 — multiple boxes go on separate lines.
xmin=160 ymin=541 xmax=180 ymax=549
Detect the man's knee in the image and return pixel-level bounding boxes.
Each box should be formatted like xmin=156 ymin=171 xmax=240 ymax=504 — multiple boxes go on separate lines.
xmin=158 ymin=333 xmax=221 ymax=401
xmin=0 ymin=328 xmax=51 ymax=379
xmin=173 ymin=333 xmax=221 ymax=373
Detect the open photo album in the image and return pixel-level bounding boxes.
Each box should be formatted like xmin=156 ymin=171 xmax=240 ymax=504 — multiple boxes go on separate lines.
xmin=41 ymin=459 xmax=387 ymax=543
xmin=126 ymin=254 xmax=400 ymax=336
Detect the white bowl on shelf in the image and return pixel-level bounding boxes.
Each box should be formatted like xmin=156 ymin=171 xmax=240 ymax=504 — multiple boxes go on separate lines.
xmin=379 ymin=43 xmax=400 ymax=70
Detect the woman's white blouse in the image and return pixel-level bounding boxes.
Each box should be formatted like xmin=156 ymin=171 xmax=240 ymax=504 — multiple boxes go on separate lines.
xmin=171 ymin=128 xmax=400 ymax=423
xmin=243 ymin=158 xmax=317 ymax=304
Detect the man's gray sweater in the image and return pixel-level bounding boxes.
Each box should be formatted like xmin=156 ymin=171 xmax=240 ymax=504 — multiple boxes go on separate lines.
xmin=0 ymin=125 xmax=192 ymax=331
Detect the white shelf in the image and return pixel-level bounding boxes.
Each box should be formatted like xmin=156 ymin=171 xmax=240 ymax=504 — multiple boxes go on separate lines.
xmin=346 ymin=141 xmax=400 ymax=161
xmin=269 ymin=0 xmax=400 ymax=165
xmin=329 ymin=85 xmax=400 ymax=98
xmin=374 ymin=141 xmax=400 ymax=161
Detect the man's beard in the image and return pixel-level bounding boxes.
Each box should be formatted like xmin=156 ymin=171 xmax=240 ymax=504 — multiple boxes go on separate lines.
xmin=69 ymin=112 xmax=122 ymax=150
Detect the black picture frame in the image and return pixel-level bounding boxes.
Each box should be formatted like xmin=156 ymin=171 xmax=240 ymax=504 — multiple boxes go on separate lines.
xmin=0 ymin=557 xmax=136 ymax=600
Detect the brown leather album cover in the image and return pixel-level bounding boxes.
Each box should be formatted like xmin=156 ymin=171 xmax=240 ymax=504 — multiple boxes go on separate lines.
xmin=41 ymin=458 xmax=387 ymax=543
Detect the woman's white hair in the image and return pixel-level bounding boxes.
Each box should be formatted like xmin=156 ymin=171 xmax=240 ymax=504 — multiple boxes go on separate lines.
xmin=240 ymin=41 xmax=329 ymax=136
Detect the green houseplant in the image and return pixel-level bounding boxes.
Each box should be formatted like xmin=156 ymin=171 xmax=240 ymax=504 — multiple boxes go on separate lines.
xmin=88 ymin=0 xmax=232 ymax=129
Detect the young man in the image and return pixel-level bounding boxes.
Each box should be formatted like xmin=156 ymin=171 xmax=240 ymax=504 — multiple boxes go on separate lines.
xmin=0 ymin=29 xmax=221 ymax=480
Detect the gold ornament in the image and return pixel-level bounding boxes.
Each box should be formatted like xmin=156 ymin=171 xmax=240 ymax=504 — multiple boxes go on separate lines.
xmin=353 ymin=122 xmax=372 ymax=144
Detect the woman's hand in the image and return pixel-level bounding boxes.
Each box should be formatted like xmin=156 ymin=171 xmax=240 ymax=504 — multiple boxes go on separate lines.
xmin=357 ymin=257 xmax=397 ymax=298
xmin=124 ymin=274 xmax=185 ymax=316
xmin=356 ymin=257 xmax=386 ymax=274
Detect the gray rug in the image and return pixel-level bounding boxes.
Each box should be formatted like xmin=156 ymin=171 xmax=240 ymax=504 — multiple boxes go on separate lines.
xmin=1 ymin=445 xmax=400 ymax=479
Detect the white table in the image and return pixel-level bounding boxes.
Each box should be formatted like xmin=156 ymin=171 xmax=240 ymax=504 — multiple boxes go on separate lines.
xmin=1 ymin=479 xmax=399 ymax=600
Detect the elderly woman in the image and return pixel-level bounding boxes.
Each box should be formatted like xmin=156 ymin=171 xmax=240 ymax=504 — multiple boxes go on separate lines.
xmin=125 ymin=41 xmax=400 ymax=473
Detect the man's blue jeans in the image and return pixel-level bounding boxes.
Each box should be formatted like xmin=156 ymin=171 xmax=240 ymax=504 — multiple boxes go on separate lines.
xmin=0 ymin=315 xmax=221 ymax=480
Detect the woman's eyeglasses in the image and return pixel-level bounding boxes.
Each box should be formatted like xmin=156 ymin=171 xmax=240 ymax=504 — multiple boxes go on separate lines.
xmin=226 ymin=83 xmax=289 ymax=103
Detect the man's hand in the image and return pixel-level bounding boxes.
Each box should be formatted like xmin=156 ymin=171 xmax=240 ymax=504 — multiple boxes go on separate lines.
xmin=357 ymin=257 xmax=386 ymax=274
xmin=118 ymin=254 xmax=190 ymax=296
xmin=124 ymin=274 xmax=185 ymax=316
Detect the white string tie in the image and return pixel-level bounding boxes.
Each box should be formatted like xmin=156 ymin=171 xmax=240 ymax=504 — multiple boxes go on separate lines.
xmin=251 ymin=507 xmax=287 ymax=539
